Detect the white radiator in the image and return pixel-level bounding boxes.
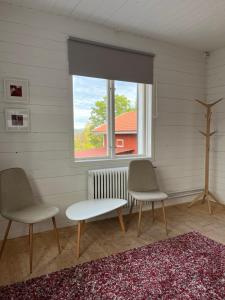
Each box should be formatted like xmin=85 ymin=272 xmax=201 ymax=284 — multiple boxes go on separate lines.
xmin=88 ymin=167 xmax=203 ymax=208
xmin=88 ymin=167 xmax=135 ymax=208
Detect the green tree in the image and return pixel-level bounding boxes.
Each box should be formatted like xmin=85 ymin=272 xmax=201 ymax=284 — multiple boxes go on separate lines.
xmin=89 ymin=95 xmax=134 ymax=128
xmin=88 ymin=95 xmax=134 ymax=147
xmin=74 ymin=124 xmax=94 ymax=151
xmin=89 ymin=97 xmax=107 ymax=129
xmin=114 ymin=94 xmax=134 ymax=117
xmin=75 ymin=95 xmax=134 ymax=152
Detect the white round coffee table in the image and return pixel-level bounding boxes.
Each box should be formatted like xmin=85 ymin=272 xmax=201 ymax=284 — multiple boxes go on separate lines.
xmin=66 ymin=198 xmax=127 ymax=258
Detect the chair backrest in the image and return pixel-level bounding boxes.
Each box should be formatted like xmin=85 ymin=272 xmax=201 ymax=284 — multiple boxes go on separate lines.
xmin=128 ymin=159 xmax=158 ymax=192
xmin=0 ymin=168 xmax=34 ymax=214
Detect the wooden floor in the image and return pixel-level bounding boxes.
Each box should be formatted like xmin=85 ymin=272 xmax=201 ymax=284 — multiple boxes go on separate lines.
xmin=1 ymin=202 xmax=225 ymax=287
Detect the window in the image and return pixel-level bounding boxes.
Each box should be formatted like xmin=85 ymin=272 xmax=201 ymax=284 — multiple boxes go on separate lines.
xmin=73 ymin=75 xmax=152 ymax=160
xmin=116 ymin=139 xmax=124 ymax=148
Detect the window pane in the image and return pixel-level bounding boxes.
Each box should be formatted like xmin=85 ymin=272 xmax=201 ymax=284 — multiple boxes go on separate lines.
xmin=114 ymin=80 xmax=141 ymax=156
xmin=73 ymin=76 xmax=108 ymax=159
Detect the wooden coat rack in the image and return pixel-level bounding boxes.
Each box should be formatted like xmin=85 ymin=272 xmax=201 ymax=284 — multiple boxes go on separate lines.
xmin=189 ymin=98 xmax=223 ymax=214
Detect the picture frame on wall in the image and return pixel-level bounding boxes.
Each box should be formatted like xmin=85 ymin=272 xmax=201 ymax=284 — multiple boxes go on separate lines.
xmin=5 ymin=108 xmax=30 ymax=132
xmin=4 ymin=78 xmax=29 ymax=104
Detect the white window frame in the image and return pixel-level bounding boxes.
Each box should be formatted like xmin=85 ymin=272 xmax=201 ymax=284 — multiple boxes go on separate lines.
xmin=72 ymin=76 xmax=153 ymax=162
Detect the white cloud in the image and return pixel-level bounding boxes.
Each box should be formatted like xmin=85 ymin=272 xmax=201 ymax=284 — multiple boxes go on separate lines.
xmin=74 ymin=108 xmax=91 ymax=129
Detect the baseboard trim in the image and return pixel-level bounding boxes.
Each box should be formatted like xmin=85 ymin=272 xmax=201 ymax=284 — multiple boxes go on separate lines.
xmin=168 ymin=188 xmax=203 ymax=199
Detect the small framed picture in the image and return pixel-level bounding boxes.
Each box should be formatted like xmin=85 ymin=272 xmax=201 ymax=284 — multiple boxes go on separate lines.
xmin=4 ymin=78 xmax=29 ymax=104
xmin=5 ymin=108 xmax=30 ymax=132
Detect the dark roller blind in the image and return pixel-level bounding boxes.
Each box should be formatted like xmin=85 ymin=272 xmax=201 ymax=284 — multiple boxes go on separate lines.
xmin=68 ymin=37 xmax=154 ymax=84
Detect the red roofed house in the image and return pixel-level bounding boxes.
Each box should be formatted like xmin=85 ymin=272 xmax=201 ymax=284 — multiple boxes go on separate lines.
xmin=76 ymin=111 xmax=137 ymax=158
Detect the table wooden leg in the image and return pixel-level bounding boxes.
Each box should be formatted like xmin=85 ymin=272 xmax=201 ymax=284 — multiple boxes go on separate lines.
xmin=76 ymin=221 xmax=82 ymax=258
xmin=117 ymin=208 xmax=126 ymax=234
xmin=81 ymin=220 xmax=86 ymax=234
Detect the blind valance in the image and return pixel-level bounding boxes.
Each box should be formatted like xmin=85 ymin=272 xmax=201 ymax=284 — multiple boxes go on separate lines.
xmin=68 ymin=37 xmax=154 ymax=84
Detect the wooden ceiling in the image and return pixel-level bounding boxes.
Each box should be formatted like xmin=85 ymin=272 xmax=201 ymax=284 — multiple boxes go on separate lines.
xmin=1 ymin=0 xmax=225 ymax=50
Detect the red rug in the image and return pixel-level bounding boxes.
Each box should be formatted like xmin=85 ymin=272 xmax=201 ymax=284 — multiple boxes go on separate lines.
xmin=0 ymin=232 xmax=225 ymax=299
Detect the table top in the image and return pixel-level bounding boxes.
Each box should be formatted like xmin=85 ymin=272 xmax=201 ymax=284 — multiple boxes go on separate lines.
xmin=66 ymin=198 xmax=127 ymax=221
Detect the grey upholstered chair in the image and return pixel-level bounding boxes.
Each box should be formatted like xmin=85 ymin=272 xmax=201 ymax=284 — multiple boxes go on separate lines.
xmin=128 ymin=159 xmax=168 ymax=236
xmin=0 ymin=168 xmax=61 ymax=273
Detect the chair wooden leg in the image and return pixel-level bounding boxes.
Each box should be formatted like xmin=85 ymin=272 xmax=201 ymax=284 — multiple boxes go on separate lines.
xmin=152 ymin=202 xmax=155 ymax=223
xmin=129 ymin=199 xmax=134 ymax=216
xmin=76 ymin=221 xmax=82 ymax=259
xmin=137 ymin=202 xmax=143 ymax=237
xmin=117 ymin=208 xmax=126 ymax=234
xmin=29 ymin=224 xmax=33 ymax=274
xmin=0 ymin=220 xmax=12 ymax=260
xmin=52 ymin=217 xmax=61 ymax=254
xmin=161 ymin=200 xmax=168 ymax=235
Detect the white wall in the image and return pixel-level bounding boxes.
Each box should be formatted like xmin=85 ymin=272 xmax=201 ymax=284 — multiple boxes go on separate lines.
xmin=207 ymin=48 xmax=225 ymax=203
xmin=0 ymin=3 xmax=205 ymax=239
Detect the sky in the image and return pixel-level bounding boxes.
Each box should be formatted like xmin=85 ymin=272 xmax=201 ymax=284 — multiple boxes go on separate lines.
xmin=73 ymin=75 xmax=137 ymax=129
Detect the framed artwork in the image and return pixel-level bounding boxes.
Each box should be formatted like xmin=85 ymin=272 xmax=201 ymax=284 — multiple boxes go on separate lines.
xmin=5 ymin=108 xmax=30 ymax=132
xmin=4 ymin=78 xmax=29 ymax=104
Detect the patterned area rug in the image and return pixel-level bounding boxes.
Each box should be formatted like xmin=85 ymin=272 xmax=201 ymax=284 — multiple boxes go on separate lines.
xmin=0 ymin=231 xmax=225 ymax=299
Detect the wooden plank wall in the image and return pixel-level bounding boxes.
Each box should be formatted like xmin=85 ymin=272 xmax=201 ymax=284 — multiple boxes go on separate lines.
xmin=0 ymin=3 xmax=205 ymax=239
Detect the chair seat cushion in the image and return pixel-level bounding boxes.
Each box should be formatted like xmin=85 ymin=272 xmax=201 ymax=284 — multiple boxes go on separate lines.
xmin=2 ymin=204 xmax=59 ymax=224
xmin=129 ymin=190 xmax=168 ymax=201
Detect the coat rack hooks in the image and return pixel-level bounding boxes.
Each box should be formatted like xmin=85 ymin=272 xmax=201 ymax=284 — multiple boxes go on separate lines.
xmin=188 ymin=98 xmax=223 ymax=214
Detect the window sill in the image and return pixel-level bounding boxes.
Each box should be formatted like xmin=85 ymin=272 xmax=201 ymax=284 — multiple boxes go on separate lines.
xmin=73 ymin=155 xmax=152 ymax=166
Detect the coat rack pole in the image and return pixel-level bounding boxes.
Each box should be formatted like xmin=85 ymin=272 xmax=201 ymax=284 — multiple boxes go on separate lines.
xmin=204 ymin=106 xmax=211 ymax=213
xmin=188 ymin=98 xmax=223 ymax=214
